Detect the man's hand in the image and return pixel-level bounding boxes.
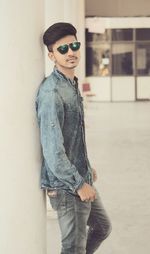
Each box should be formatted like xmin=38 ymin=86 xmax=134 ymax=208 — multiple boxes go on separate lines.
xmin=77 ymin=183 xmax=96 ymax=202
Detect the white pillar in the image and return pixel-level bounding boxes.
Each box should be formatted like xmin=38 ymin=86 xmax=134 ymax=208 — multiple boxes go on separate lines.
xmin=0 ymin=1 xmax=46 ymax=254
xmin=45 ymin=0 xmax=86 ymax=85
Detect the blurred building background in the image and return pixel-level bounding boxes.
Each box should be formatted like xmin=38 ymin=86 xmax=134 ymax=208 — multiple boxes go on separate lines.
xmin=85 ymin=0 xmax=150 ymax=102
xmin=86 ymin=17 xmax=150 ymax=101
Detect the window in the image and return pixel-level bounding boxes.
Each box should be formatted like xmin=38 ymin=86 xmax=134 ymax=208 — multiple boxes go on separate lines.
xmin=112 ymin=29 xmax=133 ymax=41
xmin=136 ymin=29 xmax=150 ymax=41
xmin=136 ymin=43 xmax=150 ymax=75
xmin=112 ymin=44 xmax=134 ymax=75
xmin=86 ymin=44 xmax=110 ymax=76
xmin=86 ymin=28 xmax=150 ymax=77
xmin=86 ymin=29 xmax=111 ymax=42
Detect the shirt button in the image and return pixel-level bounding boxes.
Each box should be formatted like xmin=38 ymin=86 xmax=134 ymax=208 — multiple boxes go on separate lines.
xmin=51 ymin=122 xmax=55 ymax=127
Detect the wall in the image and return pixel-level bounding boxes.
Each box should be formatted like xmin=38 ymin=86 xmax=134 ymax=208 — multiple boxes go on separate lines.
xmin=0 ymin=1 xmax=46 ymax=254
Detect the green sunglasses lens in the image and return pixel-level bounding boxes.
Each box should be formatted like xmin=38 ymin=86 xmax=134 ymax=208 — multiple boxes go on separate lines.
xmin=70 ymin=42 xmax=81 ymax=51
xmin=57 ymin=44 xmax=69 ymax=54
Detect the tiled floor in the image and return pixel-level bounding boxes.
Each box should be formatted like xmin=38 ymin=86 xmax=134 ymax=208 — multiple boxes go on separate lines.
xmin=47 ymin=102 xmax=150 ymax=254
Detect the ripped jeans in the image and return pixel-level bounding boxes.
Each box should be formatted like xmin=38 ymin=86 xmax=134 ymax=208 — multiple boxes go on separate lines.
xmin=48 ymin=188 xmax=112 ymax=254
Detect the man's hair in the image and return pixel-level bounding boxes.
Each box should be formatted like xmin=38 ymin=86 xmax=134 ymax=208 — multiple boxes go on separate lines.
xmin=43 ymin=22 xmax=77 ymax=51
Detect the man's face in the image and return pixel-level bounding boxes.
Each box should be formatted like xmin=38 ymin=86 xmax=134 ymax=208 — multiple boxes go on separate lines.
xmin=48 ymin=35 xmax=81 ymax=71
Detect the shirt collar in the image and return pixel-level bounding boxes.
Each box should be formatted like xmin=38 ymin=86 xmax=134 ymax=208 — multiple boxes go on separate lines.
xmin=53 ymin=67 xmax=78 ymax=86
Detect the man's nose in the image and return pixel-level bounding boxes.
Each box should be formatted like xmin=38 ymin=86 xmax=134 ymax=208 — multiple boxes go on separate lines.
xmin=68 ymin=47 xmax=75 ymax=55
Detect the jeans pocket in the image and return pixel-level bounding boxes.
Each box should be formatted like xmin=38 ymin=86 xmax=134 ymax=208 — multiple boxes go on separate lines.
xmin=48 ymin=190 xmax=65 ymax=211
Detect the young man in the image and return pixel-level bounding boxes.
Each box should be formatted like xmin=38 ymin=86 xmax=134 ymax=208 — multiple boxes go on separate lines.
xmin=36 ymin=22 xmax=111 ymax=254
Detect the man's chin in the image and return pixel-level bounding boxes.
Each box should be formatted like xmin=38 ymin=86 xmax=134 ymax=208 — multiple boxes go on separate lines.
xmin=68 ymin=66 xmax=76 ymax=69
xmin=67 ymin=63 xmax=78 ymax=69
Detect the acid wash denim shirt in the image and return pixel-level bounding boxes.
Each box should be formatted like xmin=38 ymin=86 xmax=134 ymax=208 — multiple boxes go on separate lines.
xmin=36 ymin=68 xmax=93 ymax=194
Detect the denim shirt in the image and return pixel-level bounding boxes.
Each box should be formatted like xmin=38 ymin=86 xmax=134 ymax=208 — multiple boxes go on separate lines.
xmin=36 ymin=68 xmax=93 ymax=194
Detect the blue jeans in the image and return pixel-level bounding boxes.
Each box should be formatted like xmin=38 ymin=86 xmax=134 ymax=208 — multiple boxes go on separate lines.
xmin=48 ymin=188 xmax=112 ymax=254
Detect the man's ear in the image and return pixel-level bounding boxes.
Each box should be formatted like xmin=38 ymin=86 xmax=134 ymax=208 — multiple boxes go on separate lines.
xmin=48 ymin=52 xmax=55 ymax=62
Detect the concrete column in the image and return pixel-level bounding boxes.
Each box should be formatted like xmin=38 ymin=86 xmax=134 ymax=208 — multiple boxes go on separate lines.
xmin=0 ymin=1 xmax=46 ymax=254
xmin=45 ymin=0 xmax=86 ymax=85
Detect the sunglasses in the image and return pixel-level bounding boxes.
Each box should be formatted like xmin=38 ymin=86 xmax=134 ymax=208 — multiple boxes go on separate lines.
xmin=57 ymin=42 xmax=81 ymax=54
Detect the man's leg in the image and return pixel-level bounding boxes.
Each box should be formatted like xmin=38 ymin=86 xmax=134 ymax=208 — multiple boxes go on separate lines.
xmin=86 ymin=188 xmax=112 ymax=254
xmin=56 ymin=191 xmax=91 ymax=254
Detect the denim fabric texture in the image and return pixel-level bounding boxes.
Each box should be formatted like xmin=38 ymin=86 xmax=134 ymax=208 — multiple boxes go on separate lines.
xmin=36 ymin=68 xmax=111 ymax=253
xmin=48 ymin=188 xmax=111 ymax=254
xmin=36 ymin=68 xmax=93 ymax=193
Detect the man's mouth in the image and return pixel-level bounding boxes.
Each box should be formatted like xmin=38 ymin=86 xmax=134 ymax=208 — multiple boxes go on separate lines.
xmin=66 ymin=57 xmax=77 ymax=62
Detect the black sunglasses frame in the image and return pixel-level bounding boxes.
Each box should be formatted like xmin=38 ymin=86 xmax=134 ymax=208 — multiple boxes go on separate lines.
xmin=57 ymin=42 xmax=81 ymax=55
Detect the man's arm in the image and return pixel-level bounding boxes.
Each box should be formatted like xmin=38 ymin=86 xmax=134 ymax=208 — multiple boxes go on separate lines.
xmin=37 ymin=90 xmax=85 ymax=193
